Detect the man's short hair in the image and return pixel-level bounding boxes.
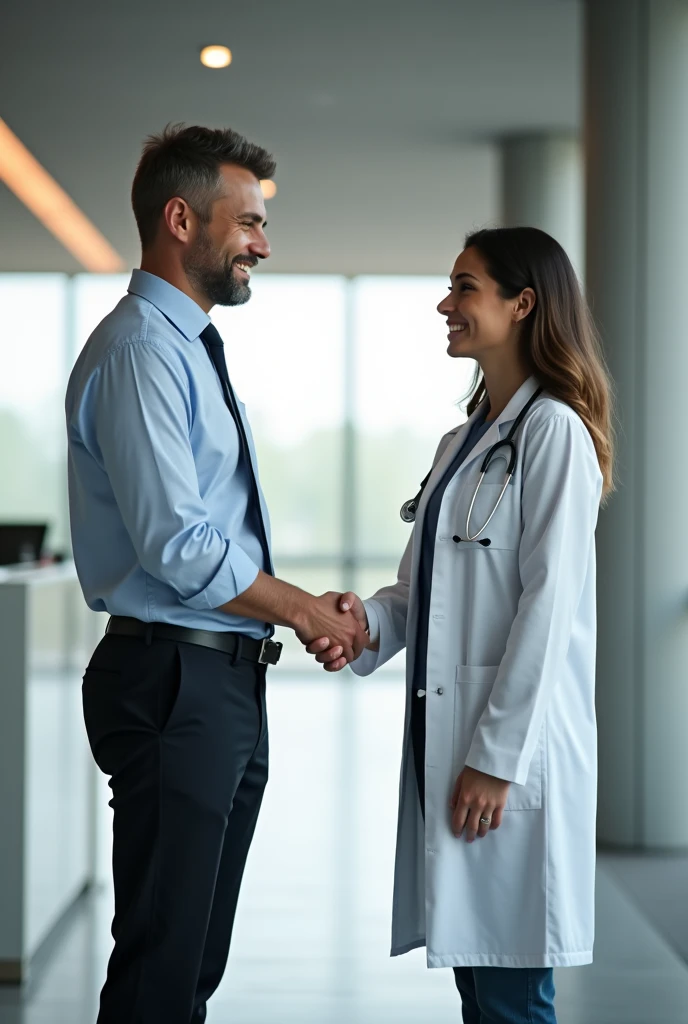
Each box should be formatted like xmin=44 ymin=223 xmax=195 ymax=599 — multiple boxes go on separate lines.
xmin=131 ymin=123 xmax=276 ymax=248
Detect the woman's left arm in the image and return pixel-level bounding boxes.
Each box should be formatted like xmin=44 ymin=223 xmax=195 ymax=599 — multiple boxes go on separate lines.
xmin=464 ymin=411 xmax=603 ymax=787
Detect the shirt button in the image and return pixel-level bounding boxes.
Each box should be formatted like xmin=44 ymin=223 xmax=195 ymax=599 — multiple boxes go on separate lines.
xmin=436 ymin=687 xmax=444 ymax=695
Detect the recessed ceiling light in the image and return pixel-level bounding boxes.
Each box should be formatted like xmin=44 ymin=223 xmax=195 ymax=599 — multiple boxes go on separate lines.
xmin=200 ymin=45 xmax=232 ymax=69
xmin=0 ymin=117 xmax=124 ymax=272
xmin=260 ymin=180 xmax=277 ymax=200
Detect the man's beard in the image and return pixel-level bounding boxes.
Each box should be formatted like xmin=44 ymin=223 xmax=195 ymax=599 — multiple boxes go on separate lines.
xmin=183 ymin=223 xmax=252 ymax=307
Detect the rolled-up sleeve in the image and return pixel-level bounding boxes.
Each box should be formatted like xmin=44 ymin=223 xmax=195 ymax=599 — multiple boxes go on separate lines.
xmin=79 ymin=339 xmax=260 ymax=607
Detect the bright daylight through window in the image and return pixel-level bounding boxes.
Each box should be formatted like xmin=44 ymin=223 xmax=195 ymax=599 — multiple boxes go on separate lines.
xmin=0 ymin=273 xmax=475 ymax=667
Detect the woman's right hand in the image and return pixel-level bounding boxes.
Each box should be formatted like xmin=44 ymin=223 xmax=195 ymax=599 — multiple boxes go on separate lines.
xmin=306 ymin=592 xmax=371 ymax=671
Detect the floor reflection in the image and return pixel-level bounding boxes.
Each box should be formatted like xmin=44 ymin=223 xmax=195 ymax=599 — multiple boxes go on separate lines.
xmin=2 ymin=675 xmax=688 ymax=1024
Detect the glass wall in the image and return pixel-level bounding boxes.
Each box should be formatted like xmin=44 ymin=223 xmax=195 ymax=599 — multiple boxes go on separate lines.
xmin=351 ymin=277 xmax=475 ymax=599
xmin=0 ymin=275 xmax=70 ymax=551
xmin=0 ymin=273 xmax=475 ymax=667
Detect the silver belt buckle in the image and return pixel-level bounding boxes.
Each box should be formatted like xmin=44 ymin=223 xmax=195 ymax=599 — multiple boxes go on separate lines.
xmin=258 ymin=638 xmax=283 ymax=665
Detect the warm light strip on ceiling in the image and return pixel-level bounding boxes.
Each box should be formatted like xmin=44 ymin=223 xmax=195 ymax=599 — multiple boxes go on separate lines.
xmin=0 ymin=118 xmax=124 ymax=272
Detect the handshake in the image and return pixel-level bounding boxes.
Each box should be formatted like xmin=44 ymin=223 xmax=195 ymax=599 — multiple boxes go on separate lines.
xmin=297 ymin=590 xmax=375 ymax=672
xmin=222 ymin=575 xmax=376 ymax=669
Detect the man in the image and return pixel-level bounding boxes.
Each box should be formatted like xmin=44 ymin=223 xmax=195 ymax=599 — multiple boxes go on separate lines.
xmin=65 ymin=123 xmax=367 ymax=1024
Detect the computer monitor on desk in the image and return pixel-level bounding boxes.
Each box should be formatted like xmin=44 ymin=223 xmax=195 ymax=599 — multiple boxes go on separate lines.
xmin=0 ymin=524 xmax=48 ymax=566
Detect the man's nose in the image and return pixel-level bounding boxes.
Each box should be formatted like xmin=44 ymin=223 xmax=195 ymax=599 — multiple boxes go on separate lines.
xmin=250 ymin=231 xmax=271 ymax=260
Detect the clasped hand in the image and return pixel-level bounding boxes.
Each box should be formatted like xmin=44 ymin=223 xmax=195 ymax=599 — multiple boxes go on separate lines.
xmin=301 ymin=591 xmax=371 ymax=672
xmin=296 ymin=591 xmax=369 ymax=669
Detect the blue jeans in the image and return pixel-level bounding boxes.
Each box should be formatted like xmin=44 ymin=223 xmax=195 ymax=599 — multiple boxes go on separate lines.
xmin=453 ymin=967 xmax=556 ymax=1024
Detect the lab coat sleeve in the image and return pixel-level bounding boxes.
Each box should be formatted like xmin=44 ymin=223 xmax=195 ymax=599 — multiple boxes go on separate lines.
xmin=350 ymin=534 xmax=413 ymax=676
xmin=465 ymin=412 xmax=602 ymax=786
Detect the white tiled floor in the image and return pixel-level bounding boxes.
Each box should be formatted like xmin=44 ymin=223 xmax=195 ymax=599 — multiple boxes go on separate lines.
xmin=2 ymin=675 xmax=688 ymax=1023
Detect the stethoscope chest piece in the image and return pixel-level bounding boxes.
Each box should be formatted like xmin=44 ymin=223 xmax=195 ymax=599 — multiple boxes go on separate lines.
xmin=400 ymin=499 xmax=418 ymax=523
xmin=399 ymin=470 xmax=432 ymax=523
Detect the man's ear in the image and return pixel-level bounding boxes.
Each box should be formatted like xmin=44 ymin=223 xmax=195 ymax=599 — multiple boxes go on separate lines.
xmin=163 ymin=197 xmax=194 ymax=244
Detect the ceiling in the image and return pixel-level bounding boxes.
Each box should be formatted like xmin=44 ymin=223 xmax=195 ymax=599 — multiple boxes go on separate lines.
xmin=0 ymin=0 xmax=581 ymax=275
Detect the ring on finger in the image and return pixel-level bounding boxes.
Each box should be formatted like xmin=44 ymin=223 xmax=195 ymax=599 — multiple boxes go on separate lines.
xmin=479 ymin=816 xmax=492 ymax=825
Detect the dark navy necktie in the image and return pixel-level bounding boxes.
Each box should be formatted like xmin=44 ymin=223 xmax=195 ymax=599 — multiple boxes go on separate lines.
xmin=200 ymin=323 xmax=273 ymax=580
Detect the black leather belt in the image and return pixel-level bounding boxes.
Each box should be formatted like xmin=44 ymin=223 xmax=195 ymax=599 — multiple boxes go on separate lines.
xmin=105 ymin=616 xmax=283 ymax=665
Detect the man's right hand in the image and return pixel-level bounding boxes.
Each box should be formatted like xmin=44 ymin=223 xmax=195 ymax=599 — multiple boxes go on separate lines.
xmin=305 ymin=591 xmax=372 ymax=672
xmin=295 ymin=591 xmax=369 ymax=667
xmin=220 ymin=573 xmax=368 ymax=668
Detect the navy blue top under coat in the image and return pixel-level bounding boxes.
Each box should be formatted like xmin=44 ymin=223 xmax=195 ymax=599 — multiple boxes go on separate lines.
xmin=412 ymin=409 xmax=491 ymax=698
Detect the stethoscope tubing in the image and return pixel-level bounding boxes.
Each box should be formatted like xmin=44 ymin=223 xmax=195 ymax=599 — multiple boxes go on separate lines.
xmin=464 ymin=466 xmax=512 ymax=541
xmin=400 ymin=386 xmax=544 ymax=534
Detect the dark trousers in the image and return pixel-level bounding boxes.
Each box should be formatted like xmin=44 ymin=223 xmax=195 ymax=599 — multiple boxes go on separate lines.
xmin=82 ymin=633 xmax=269 ymax=1024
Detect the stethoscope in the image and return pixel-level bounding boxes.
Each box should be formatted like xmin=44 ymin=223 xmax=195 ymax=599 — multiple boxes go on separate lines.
xmin=400 ymin=387 xmax=544 ymax=542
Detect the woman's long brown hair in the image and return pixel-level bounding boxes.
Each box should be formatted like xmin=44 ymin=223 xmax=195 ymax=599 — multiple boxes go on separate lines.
xmin=463 ymin=227 xmax=615 ymax=499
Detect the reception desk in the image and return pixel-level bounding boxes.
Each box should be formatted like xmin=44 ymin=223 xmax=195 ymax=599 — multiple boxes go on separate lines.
xmin=0 ymin=562 xmax=104 ymax=982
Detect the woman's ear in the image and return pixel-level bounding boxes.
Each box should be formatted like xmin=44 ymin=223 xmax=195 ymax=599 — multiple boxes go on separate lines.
xmin=513 ymin=287 xmax=536 ymax=323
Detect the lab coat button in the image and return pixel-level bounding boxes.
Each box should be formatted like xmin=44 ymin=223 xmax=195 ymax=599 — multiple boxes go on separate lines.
xmin=436 ymin=687 xmax=444 ymax=695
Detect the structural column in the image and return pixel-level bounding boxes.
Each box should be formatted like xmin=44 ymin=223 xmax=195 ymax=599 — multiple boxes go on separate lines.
xmin=586 ymin=0 xmax=688 ymax=849
xmin=501 ymin=135 xmax=583 ymax=278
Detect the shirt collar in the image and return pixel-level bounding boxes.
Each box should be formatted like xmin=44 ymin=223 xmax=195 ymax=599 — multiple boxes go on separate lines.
xmin=469 ymin=374 xmax=540 ymax=429
xmin=128 ymin=269 xmax=210 ymax=342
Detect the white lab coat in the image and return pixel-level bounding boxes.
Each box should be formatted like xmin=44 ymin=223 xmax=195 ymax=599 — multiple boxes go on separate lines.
xmin=351 ymin=376 xmax=602 ymax=968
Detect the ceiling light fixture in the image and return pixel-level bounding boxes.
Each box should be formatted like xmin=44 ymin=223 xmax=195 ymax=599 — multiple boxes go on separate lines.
xmin=260 ymin=180 xmax=277 ymax=200
xmin=200 ymin=45 xmax=232 ymax=69
xmin=0 ymin=118 xmax=124 ymax=272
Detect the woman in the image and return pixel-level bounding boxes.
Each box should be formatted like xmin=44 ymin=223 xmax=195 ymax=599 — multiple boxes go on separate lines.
xmin=310 ymin=227 xmax=614 ymax=1024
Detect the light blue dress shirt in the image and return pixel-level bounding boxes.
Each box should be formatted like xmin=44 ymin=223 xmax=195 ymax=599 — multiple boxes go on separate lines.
xmin=65 ymin=270 xmax=272 ymax=637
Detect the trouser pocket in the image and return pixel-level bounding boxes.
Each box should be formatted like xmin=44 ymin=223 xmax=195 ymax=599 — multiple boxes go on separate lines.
xmin=82 ymin=636 xmax=182 ymax=773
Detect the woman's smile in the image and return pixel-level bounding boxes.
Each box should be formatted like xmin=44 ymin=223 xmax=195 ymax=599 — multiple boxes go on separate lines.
xmin=446 ymin=319 xmax=470 ymax=349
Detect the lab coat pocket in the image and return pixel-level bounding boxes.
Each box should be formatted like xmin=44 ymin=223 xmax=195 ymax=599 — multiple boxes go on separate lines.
xmin=453 ymin=665 xmax=543 ymax=812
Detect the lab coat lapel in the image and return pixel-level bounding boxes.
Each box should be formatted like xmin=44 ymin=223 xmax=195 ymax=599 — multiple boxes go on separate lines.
xmin=412 ymin=405 xmax=486 ymax=536
xmin=410 ymin=376 xmax=541 ymax=553
xmin=444 ymin=375 xmax=542 ymax=487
